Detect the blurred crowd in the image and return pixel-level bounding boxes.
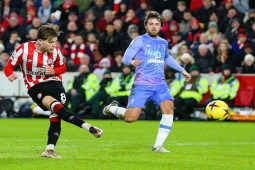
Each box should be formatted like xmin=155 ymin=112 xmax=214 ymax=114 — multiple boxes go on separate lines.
xmin=0 ymin=0 xmax=254 ymax=119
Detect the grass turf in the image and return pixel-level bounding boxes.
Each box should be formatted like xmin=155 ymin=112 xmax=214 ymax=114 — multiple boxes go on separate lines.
xmin=0 ymin=119 xmax=254 ymax=170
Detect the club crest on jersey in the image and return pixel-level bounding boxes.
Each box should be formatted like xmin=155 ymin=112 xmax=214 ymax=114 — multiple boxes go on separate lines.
xmin=153 ymin=51 xmax=161 ymax=59
xmin=37 ymin=93 xmax=42 ymax=99
xmin=47 ymin=59 xmax=53 ymax=64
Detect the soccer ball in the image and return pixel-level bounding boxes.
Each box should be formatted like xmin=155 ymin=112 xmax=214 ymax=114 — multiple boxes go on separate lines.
xmin=205 ymin=100 xmax=229 ymax=120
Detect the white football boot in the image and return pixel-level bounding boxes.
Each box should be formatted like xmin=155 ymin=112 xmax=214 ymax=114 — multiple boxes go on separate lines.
xmin=103 ymin=100 xmax=119 ymax=116
xmin=152 ymin=146 xmax=170 ymax=153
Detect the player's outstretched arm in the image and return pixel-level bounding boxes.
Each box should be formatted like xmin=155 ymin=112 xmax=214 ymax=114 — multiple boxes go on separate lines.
xmin=181 ymin=70 xmax=191 ymax=82
xmin=4 ymin=60 xmax=18 ymax=82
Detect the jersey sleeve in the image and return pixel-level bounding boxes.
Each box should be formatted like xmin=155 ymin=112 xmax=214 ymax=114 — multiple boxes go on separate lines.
xmin=3 ymin=44 xmax=24 ymax=77
xmin=164 ymin=42 xmax=184 ymax=73
xmin=122 ymin=36 xmax=142 ymax=65
xmin=53 ymin=48 xmax=67 ymax=75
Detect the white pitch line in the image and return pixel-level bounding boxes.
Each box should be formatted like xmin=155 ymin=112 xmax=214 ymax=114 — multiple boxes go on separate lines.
xmin=0 ymin=142 xmax=254 ymax=149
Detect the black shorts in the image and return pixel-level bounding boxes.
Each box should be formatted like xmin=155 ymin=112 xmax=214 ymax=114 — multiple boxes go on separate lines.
xmin=28 ymin=81 xmax=66 ymax=111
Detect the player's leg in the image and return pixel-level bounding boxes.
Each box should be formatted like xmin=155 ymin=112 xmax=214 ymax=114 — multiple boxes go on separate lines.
xmin=42 ymin=95 xmax=103 ymax=138
xmin=41 ymin=113 xmax=62 ymax=158
xmin=152 ymin=100 xmax=173 ymax=153
xmin=152 ymin=84 xmax=174 ymax=152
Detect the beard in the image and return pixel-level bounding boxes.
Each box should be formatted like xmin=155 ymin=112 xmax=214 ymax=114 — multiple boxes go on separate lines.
xmin=147 ymin=29 xmax=160 ymax=37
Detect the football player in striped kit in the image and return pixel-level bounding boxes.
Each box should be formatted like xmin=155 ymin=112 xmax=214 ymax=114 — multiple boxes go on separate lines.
xmin=4 ymin=24 xmax=103 ymax=158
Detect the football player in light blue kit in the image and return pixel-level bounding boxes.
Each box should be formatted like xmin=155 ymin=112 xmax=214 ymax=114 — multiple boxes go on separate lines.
xmin=103 ymin=11 xmax=191 ymax=152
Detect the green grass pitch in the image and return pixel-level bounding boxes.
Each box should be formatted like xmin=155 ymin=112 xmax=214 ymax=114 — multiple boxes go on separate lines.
xmin=0 ymin=119 xmax=254 ymax=170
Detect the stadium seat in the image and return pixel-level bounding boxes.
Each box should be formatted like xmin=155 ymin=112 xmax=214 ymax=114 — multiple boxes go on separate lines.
xmin=234 ymin=89 xmax=254 ymax=107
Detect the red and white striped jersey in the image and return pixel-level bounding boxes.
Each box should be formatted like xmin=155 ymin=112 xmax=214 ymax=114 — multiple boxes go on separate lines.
xmin=4 ymin=41 xmax=66 ymax=90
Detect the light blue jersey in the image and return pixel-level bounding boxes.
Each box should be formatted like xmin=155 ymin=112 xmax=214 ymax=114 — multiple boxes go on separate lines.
xmin=123 ymin=34 xmax=184 ymax=86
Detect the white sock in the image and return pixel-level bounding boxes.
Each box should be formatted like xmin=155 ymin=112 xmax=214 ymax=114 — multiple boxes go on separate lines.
xmin=46 ymin=144 xmax=54 ymax=151
xmin=154 ymin=114 xmax=173 ymax=147
xmin=33 ymin=106 xmax=51 ymax=116
xmin=109 ymin=106 xmax=127 ymax=119
xmin=81 ymin=123 xmax=92 ymax=132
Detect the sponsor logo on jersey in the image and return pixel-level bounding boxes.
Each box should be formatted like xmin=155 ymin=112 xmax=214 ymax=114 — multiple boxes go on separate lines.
xmin=148 ymin=59 xmax=164 ymax=64
xmin=27 ymin=67 xmax=46 ymax=76
xmin=153 ymin=51 xmax=161 ymax=58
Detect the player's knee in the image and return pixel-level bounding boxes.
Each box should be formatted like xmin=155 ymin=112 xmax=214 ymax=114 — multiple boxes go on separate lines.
xmin=124 ymin=116 xmax=137 ymax=123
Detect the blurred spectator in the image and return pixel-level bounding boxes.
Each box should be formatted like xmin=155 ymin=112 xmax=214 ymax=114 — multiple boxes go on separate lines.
xmin=233 ymin=0 xmax=249 ymax=15
xmin=86 ymin=33 xmax=101 ymax=62
xmin=49 ymin=10 xmax=61 ymax=25
xmin=0 ymin=8 xmax=23 ymax=35
xmin=175 ymin=44 xmax=193 ymax=63
xmin=70 ymin=53 xmax=94 ymax=72
xmin=244 ymin=9 xmax=255 ymax=31
xmin=66 ymin=21 xmax=79 ymax=34
xmin=27 ymin=28 xmax=37 ymax=41
xmin=179 ymin=53 xmax=195 ymax=73
xmin=190 ymin=33 xmax=211 ymax=53
xmin=242 ymin=54 xmax=255 ymax=74
xmin=165 ymin=67 xmax=181 ymax=98
xmin=97 ymin=10 xmax=116 ymax=32
xmin=161 ymin=9 xmax=174 ymax=33
xmin=129 ymin=0 xmax=141 ymax=11
xmin=185 ymin=19 xmax=203 ymax=45
xmin=175 ymin=65 xmax=208 ymax=120
xmin=208 ymin=12 xmax=225 ymax=33
xmin=22 ymin=6 xmax=37 ymax=26
xmin=248 ymin=22 xmax=255 ymax=43
xmin=217 ymin=0 xmax=233 ymax=22
xmin=125 ymin=30 xmax=140 ymax=49
xmin=195 ymin=0 xmax=216 ymax=26
xmin=205 ymin=21 xmax=222 ymax=41
xmin=194 ymin=44 xmax=213 ymax=73
xmin=211 ymin=42 xmax=236 ymax=73
xmin=93 ymin=57 xmax=111 ymax=74
xmin=113 ymin=19 xmax=126 ymax=39
xmin=164 ymin=20 xmax=179 ymax=41
xmin=98 ymin=23 xmax=124 ymax=60
xmin=210 ymin=34 xmax=222 ymax=54
xmin=115 ymin=2 xmax=128 ymax=19
xmin=85 ymin=70 xmax=113 ymax=118
xmin=232 ymin=32 xmax=250 ymax=66
xmin=206 ymin=64 xmax=239 ymax=105
xmin=0 ymin=52 xmax=10 ymax=71
xmin=57 ymin=0 xmax=79 ymax=23
xmin=26 ymin=17 xmax=42 ymax=35
xmin=20 ymin=0 xmax=35 ymax=18
xmin=109 ymin=51 xmax=124 ymax=72
xmin=224 ymin=17 xmax=243 ymax=42
xmin=5 ymin=31 xmax=21 ymax=54
xmin=61 ymin=12 xmax=82 ymax=33
xmin=173 ymin=1 xmax=187 ymax=23
xmin=37 ymin=0 xmax=52 ymax=24
xmin=136 ymin=0 xmax=149 ymax=20
xmin=121 ymin=9 xmax=139 ymax=33
xmin=81 ymin=10 xmax=97 ymax=26
xmin=1 ymin=16 xmax=25 ymax=45
xmin=222 ymin=6 xmax=240 ymax=35
xmin=67 ymin=64 xmax=99 ymax=113
xmin=89 ymin=0 xmax=110 ymax=23
xmin=168 ymin=32 xmax=184 ymax=57
xmin=68 ymin=34 xmax=94 ymax=66
xmin=179 ymin=9 xmax=195 ymax=34
xmin=80 ymin=20 xmax=100 ymax=42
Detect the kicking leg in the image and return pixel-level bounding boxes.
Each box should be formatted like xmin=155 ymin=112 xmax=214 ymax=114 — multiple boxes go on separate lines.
xmin=152 ymin=100 xmax=174 ymax=153
xmin=42 ymin=96 xmax=103 ymax=138
xmin=103 ymin=101 xmax=142 ymax=122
